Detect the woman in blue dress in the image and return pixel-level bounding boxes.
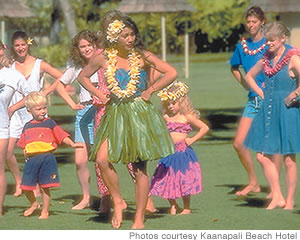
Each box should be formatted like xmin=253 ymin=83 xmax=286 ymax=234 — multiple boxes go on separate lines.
xmin=245 ymin=21 xmax=300 ymax=210
xmin=230 ymin=6 xmax=276 ymax=196
xmin=77 ymin=10 xmax=177 ymax=229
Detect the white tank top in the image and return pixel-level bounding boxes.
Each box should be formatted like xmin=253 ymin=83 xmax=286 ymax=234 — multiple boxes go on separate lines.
xmin=60 ymin=65 xmax=98 ymax=102
xmin=0 ymin=67 xmax=30 ymax=129
xmin=10 ymin=58 xmax=44 ymax=105
xmin=9 ymin=58 xmax=44 ymax=128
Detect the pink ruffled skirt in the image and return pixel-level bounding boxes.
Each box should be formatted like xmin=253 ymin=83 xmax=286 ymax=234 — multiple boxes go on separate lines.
xmin=149 ymin=141 xmax=202 ymax=199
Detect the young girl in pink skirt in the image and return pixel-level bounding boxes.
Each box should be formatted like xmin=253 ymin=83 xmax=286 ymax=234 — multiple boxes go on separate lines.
xmin=149 ymin=81 xmax=209 ymax=215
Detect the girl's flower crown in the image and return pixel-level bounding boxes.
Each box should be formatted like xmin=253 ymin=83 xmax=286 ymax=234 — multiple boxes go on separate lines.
xmin=106 ymin=20 xmax=125 ymax=43
xmin=157 ymin=81 xmax=189 ymax=101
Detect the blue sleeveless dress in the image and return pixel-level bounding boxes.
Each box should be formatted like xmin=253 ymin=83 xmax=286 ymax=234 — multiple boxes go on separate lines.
xmin=90 ymin=69 xmax=174 ymax=163
xmin=244 ymin=47 xmax=300 ymax=154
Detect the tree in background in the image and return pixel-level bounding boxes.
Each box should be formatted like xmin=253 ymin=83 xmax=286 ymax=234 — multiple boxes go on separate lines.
xmin=10 ymin=0 xmax=259 ymax=66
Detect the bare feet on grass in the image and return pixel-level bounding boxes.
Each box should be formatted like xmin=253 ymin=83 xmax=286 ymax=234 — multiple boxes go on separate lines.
xmin=72 ymin=199 xmax=90 ymax=210
xmin=170 ymin=205 xmax=180 ymax=215
xmin=179 ymin=209 xmax=191 ymax=215
xmin=235 ymin=184 xmax=261 ymax=196
xmin=145 ymin=197 xmax=157 ymax=213
xmin=266 ymin=192 xmax=272 ymax=199
xmin=13 ymin=185 xmax=22 ymax=197
xmin=266 ymin=197 xmax=286 ymax=210
xmin=283 ymin=200 xmax=294 ymax=210
xmin=131 ymin=217 xmax=145 ymax=229
xmin=39 ymin=211 xmax=49 ymax=219
xmin=24 ymin=202 xmax=40 ymax=217
xmin=111 ymin=200 xmax=127 ymax=229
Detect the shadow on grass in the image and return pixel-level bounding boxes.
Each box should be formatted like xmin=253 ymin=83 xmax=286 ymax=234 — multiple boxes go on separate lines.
xmin=215 ymin=184 xmax=271 ymax=208
xmin=202 ymin=108 xmax=241 ymax=130
xmin=293 ymin=210 xmax=300 ymax=215
xmin=216 ymin=184 xmax=270 ymax=195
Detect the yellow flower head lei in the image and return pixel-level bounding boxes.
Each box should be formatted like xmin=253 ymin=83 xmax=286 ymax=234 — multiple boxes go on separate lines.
xmin=104 ymin=48 xmax=141 ymax=99
xmin=157 ymin=81 xmax=189 ymax=102
xmin=26 ymin=38 xmax=34 ymax=45
xmin=106 ymin=20 xmax=125 ymax=43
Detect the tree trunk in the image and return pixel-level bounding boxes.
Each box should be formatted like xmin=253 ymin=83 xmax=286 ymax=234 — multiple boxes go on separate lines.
xmin=57 ymin=0 xmax=77 ymax=39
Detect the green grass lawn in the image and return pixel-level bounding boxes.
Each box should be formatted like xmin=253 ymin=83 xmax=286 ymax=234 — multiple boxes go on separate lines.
xmin=1 ymin=55 xmax=300 ymax=231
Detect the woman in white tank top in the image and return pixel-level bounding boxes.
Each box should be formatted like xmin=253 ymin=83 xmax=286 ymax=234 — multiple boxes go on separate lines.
xmin=0 ymin=40 xmax=31 ymax=215
xmin=8 ymin=31 xmax=62 ymax=197
xmin=56 ymin=30 xmax=114 ymax=211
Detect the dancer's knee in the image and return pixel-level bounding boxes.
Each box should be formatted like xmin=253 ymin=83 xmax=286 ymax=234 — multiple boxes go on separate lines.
xmin=96 ymin=158 xmax=109 ymax=171
xmin=256 ymin=153 xmax=265 ymax=163
xmin=284 ymin=156 xmax=296 ymax=169
xmin=233 ymin=140 xmax=244 ymax=152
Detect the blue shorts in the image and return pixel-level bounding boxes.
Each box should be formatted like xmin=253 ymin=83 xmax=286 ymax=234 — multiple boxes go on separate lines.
xmin=242 ymin=96 xmax=263 ymax=119
xmin=75 ymin=104 xmax=96 ymax=144
xmin=20 ymin=153 xmax=60 ymax=190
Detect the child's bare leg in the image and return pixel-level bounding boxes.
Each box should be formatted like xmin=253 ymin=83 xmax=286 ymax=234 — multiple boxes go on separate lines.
xmin=96 ymin=140 xmax=126 ymax=229
xmin=39 ymin=187 xmax=50 ymax=219
xmin=256 ymin=153 xmax=285 ymax=209
xmin=168 ymin=199 xmax=179 ymax=215
xmin=266 ymin=154 xmax=282 ymax=199
xmin=283 ymin=155 xmax=297 ymax=210
xmin=23 ymin=190 xmax=40 ymax=217
xmin=131 ymin=162 xmax=149 ymax=229
xmin=0 ymin=139 xmax=8 ymax=216
xmin=7 ymin=138 xmax=22 ymax=197
xmin=72 ymin=146 xmax=90 ymax=210
xmin=233 ymin=118 xmax=260 ymax=196
xmin=33 ymin=184 xmax=41 ymax=197
xmin=180 ymin=195 xmax=191 ymax=215
xmin=146 ymin=196 xmax=157 ymax=213
xmin=95 ymin=163 xmax=112 ymax=214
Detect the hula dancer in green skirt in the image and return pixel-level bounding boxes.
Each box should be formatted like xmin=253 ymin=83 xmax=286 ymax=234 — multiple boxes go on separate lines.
xmin=77 ymin=10 xmax=177 ymax=229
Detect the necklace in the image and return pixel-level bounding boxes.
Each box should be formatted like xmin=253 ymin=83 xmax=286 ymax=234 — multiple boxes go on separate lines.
xmin=241 ymin=37 xmax=266 ymax=55
xmin=104 ymin=48 xmax=141 ymax=99
xmin=263 ymin=48 xmax=300 ymax=76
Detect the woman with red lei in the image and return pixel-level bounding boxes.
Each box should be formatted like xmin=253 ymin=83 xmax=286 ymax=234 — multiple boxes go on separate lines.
xmin=230 ymin=6 xmax=281 ymax=196
xmin=244 ymin=21 xmax=300 ymax=210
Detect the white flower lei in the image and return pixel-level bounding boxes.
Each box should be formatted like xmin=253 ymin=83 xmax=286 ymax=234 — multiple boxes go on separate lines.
xmin=104 ymin=48 xmax=141 ymax=99
xmin=157 ymin=81 xmax=189 ymax=101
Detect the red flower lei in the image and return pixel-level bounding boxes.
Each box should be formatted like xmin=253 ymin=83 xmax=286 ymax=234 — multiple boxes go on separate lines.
xmin=263 ymin=48 xmax=300 ymax=76
xmin=241 ymin=37 xmax=266 ymax=55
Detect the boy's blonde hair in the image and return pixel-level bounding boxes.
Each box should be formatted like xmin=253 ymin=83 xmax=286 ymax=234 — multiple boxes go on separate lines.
xmin=25 ymin=91 xmax=47 ymax=109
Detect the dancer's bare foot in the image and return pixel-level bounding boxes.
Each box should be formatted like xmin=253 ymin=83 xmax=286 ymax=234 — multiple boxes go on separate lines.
xmin=145 ymin=197 xmax=157 ymax=213
xmin=99 ymin=196 xmax=111 ymax=214
xmin=72 ymin=199 xmax=90 ymax=210
xmin=170 ymin=205 xmax=179 ymax=215
xmin=283 ymin=200 xmax=294 ymax=210
xmin=266 ymin=198 xmax=285 ymax=210
xmin=131 ymin=220 xmax=145 ymax=229
xmin=24 ymin=202 xmax=40 ymax=217
xmin=111 ymin=200 xmax=127 ymax=229
xmin=13 ymin=185 xmax=22 ymax=197
xmin=235 ymin=184 xmax=261 ymax=196
xmin=179 ymin=209 xmax=191 ymax=215
xmin=266 ymin=192 xmax=272 ymax=199
xmin=39 ymin=211 xmax=49 ymax=219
